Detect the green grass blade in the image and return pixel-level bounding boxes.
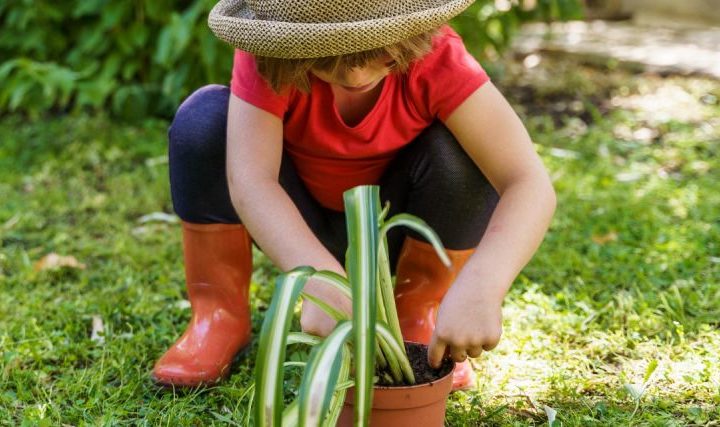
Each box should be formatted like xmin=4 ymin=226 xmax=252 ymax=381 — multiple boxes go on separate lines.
xmin=343 ymin=185 xmax=379 ymax=427
xmin=379 ymin=213 xmax=451 ymax=267
xmin=254 ymin=266 xmax=314 ymax=427
xmin=298 ymin=321 xmax=353 ymax=427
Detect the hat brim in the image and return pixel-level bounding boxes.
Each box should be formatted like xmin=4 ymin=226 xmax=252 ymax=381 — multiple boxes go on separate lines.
xmin=209 ymin=0 xmax=474 ymax=58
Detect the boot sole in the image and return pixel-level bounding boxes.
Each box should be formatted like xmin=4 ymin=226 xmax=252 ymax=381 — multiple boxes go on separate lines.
xmin=151 ymin=341 xmax=254 ymax=389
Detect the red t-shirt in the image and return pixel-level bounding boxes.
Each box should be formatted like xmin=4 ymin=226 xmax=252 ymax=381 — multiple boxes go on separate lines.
xmin=230 ymin=24 xmax=489 ymax=211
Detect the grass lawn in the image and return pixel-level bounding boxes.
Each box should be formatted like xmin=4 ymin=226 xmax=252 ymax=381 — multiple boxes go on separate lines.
xmin=1 ymin=58 xmax=719 ymax=425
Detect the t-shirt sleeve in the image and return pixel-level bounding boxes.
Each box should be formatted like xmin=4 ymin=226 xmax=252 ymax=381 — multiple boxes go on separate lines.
xmin=230 ymin=49 xmax=290 ymax=119
xmin=409 ymin=25 xmax=490 ymax=122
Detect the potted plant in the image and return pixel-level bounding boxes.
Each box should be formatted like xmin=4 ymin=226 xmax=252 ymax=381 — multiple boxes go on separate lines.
xmin=253 ymin=185 xmax=455 ymax=426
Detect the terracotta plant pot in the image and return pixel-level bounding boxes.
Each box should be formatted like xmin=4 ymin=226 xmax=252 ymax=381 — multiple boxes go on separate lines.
xmin=337 ymin=343 xmax=455 ymax=427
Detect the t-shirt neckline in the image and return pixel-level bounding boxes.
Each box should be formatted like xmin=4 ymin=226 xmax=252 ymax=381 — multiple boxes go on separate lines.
xmin=319 ymin=73 xmax=393 ymax=131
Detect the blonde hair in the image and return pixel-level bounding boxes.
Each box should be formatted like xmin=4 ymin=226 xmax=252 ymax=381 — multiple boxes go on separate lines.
xmin=255 ymin=26 xmax=442 ymax=94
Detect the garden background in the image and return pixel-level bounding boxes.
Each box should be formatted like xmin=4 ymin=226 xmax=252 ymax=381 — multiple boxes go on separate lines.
xmin=1 ymin=0 xmax=718 ymax=425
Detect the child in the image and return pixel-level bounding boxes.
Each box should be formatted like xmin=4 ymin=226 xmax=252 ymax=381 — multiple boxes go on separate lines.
xmin=152 ymin=0 xmax=556 ymax=392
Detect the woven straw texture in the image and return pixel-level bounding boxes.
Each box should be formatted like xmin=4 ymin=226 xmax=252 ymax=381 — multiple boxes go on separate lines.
xmin=208 ymin=0 xmax=475 ymax=58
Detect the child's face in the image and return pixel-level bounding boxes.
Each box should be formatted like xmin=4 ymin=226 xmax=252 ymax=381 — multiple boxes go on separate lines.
xmin=310 ymin=56 xmax=397 ymax=93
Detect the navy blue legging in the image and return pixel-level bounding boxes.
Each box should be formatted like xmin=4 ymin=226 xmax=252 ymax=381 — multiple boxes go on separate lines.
xmin=168 ymin=84 xmax=499 ymax=271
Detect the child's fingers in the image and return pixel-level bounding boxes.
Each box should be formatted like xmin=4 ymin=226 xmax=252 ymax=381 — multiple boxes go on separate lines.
xmin=450 ymin=346 xmax=467 ymax=363
xmin=482 ymin=340 xmax=499 ymax=351
xmin=467 ymin=346 xmax=483 ymax=358
xmin=427 ymin=333 xmax=447 ymax=369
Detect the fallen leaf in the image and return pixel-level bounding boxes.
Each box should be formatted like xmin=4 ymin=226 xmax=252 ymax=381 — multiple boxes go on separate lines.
xmin=90 ymin=315 xmax=105 ymax=344
xmin=137 ymin=212 xmax=178 ymax=224
xmin=145 ymin=155 xmax=168 ymax=167
xmin=542 ymin=405 xmax=557 ymax=426
xmin=624 ymin=383 xmax=644 ymax=400
xmin=592 ymin=232 xmax=618 ymax=245
xmin=549 ymin=147 xmax=580 ymax=159
xmin=34 ymin=253 xmax=87 ymax=271
xmin=2 ymin=213 xmax=21 ymax=231
xmin=175 ymin=300 xmax=191 ymax=310
xmin=131 ymin=226 xmax=150 ymax=237
xmin=615 ymin=171 xmax=643 ymax=182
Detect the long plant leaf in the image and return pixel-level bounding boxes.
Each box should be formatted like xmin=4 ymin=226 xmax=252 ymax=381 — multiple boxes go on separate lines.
xmin=376 ymin=323 xmax=414 ymax=383
xmin=254 ymin=267 xmax=314 ymax=427
xmin=298 ymin=321 xmax=353 ymax=427
xmin=310 ymin=270 xmax=352 ymax=299
xmin=282 ymin=399 xmax=299 ymax=427
xmin=284 ymin=361 xmax=307 ymax=369
xmin=287 ymin=332 xmax=322 ymax=346
xmin=343 ymin=186 xmax=379 ymax=426
xmin=376 ymin=329 xmax=403 ymax=383
xmin=377 ymin=237 xmax=404 ymax=350
xmin=301 ymin=292 xmax=348 ymax=322
xmin=324 ymin=344 xmax=353 ymax=427
xmin=378 ymin=200 xmax=391 ymax=223
xmin=379 ymin=213 xmax=451 ymax=267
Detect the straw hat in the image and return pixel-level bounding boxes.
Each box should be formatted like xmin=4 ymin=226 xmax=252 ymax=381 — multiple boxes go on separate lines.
xmin=208 ymin=0 xmax=475 ymax=59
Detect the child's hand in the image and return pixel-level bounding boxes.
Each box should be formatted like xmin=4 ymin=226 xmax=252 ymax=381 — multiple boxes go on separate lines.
xmin=300 ymin=278 xmax=353 ymax=337
xmin=427 ymin=283 xmax=504 ymax=368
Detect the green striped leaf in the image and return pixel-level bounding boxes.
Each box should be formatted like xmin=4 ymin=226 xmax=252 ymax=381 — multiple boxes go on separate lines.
xmin=378 ymin=200 xmax=391 ymax=222
xmin=287 ymin=332 xmax=322 ymax=346
xmin=301 ymin=291 xmax=348 ymax=322
xmin=324 ymin=344 xmax=353 ymax=427
xmin=377 ymin=238 xmax=404 ymax=352
xmin=284 ymin=361 xmax=307 ymax=369
xmin=379 ymin=213 xmax=451 ymax=267
xmin=343 ymin=186 xmax=380 ymax=426
xmin=310 ymin=270 xmax=352 ymax=299
xmin=376 ymin=323 xmax=414 ymax=383
xmin=298 ymin=321 xmax=353 ymax=427
xmin=376 ymin=328 xmax=403 ymax=383
xmin=282 ymin=399 xmax=299 ymax=427
xmin=254 ymin=267 xmax=315 ymax=427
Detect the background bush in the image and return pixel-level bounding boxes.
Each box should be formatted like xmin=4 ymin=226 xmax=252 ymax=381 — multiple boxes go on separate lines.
xmin=0 ymin=0 xmax=582 ymax=120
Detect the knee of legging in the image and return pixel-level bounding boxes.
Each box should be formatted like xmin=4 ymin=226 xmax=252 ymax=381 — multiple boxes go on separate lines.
xmin=168 ymin=84 xmax=229 ymax=160
xmin=415 ymin=121 xmax=497 ymax=198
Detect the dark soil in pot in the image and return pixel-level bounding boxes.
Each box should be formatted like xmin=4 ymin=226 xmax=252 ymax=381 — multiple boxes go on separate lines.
xmin=338 ymin=341 xmax=455 ymax=426
xmin=377 ymin=342 xmax=454 ymax=386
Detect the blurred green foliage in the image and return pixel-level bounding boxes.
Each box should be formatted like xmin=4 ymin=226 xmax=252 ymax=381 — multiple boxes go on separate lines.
xmin=0 ymin=0 xmax=229 ymax=120
xmin=0 ymin=0 xmax=582 ymax=120
xmin=453 ymin=0 xmax=584 ymax=59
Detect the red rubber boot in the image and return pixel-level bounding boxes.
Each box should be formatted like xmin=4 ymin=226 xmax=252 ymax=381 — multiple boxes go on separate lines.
xmin=394 ymin=236 xmax=477 ymax=391
xmin=152 ymin=221 xmax=253 ymax=387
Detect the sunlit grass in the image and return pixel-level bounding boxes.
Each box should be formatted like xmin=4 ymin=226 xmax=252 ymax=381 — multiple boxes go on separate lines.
xmin=1 ymin=58 xmax=718 ymax=425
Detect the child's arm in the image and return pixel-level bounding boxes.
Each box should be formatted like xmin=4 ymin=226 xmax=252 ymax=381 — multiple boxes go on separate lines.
xmin=428 ymin=82 xmax=557 ymax=367
xmin=226 ymin=93 xmax=351 ymax=336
